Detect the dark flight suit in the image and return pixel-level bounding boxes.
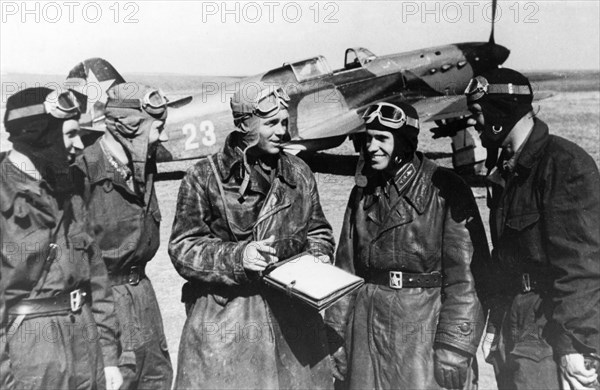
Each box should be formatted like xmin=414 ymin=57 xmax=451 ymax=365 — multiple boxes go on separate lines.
xmin=485 ymin=119 xmax=600 ymax=389
xmin=75 ymin=141 xmax=172 ymax=390
xmin=326 ymin=154 xmax=487 ymax=390
xmin=0 ymin=153 xmax=118 ymax=389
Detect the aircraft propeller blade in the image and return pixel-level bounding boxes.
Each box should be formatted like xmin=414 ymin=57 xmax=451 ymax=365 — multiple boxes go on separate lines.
xmin=489 ymin=0 xmax=498 ymax=44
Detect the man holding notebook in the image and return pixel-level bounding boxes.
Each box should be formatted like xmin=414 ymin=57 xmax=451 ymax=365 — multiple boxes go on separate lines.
xmin=169 ymin=84 xmax=335 ymax=389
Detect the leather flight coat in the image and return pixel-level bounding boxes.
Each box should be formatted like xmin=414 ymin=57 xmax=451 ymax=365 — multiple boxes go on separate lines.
xmin=169 ymin=135 xmax=335 ymax=390
xmin=326 ymin=154 xmax=488 ymax=390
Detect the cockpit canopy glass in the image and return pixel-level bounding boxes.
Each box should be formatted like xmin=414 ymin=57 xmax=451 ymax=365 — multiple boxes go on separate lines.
xmin=289 ymin=56 xmax=332 ymax=82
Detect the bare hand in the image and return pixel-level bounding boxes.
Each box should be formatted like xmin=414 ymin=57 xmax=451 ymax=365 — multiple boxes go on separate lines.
xmin=315 ymin=254 xmax=331 ymax=264
xmin=104 ymin=366 xmax=123 ymax=390
xmin=560 ymin=354 xmax=598 ymax=389
xmin=243 ymin=235 xmax=278 ymax=272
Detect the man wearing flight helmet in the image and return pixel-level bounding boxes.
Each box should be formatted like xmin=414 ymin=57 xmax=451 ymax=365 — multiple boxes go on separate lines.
xmin=74 ymin=83 xmax=175 ymax=389
xmin=465 ymin=68 xmax=600 ymax=390
xmin=326 ymin=102 xmax=489 ymax=390
xmin=1 ymin=87 xmax=122 ymax=389
xmin=169 ymin=84 xmax=335 ymax=389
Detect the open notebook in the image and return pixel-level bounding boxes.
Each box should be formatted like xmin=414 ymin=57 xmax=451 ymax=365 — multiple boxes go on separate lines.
xmin=262 ymin=252 xmax=364 ymax=311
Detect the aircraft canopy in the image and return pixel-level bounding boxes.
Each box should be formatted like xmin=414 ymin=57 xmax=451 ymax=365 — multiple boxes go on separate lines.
xmin=344 ymin=47 xmax=377 ymax=69
xmin=289 ymin=56 xmax=333 ymax=82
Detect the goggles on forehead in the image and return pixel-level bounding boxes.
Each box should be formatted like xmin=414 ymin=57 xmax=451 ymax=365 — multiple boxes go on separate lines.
xmin=465 ymin=75 xmax=532 ymax=102
xmin=362 ymin=102 xmax=419 ymax=130
xmin=106 ymin=88 xmax=168 ymax=116
xmin=253 ymin=86 xmax=290 ymax=118
xmin=6 ymin=89 xmax=82 ymax=122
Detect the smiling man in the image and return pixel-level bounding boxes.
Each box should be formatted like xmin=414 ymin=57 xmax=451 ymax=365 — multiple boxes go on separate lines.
xmin=169 ymin=85 xmax=335 ymax=389
xmin=74 ymin=83 xmax=175 ymax=390
xmin=326 ymin=102 xmax=489 ymax=390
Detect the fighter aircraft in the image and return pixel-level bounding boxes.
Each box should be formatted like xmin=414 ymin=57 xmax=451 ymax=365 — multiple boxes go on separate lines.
xmin=67 ymin=0 xmax=510 ymax=172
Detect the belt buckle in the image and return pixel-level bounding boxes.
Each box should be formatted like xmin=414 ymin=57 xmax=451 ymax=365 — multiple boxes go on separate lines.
xmin=389 ymin=271 xmax=403 ymax=289
xmin=128 ymin=266 xmax=141 ymax=286
xmin=70 ymin=289 xmax=86 ymax=312
xmin=522 ymin=273 xmax=532 ymax=293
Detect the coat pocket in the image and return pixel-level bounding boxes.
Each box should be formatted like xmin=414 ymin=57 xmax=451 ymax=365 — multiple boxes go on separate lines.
xmin=506 ymin=212 xmax=539 ymax=231
xmin=505 ymin=211 xmax=544 ymax=262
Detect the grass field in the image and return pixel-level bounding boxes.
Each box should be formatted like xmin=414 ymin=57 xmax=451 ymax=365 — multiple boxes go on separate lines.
xmin=1 ymin=72 xmax=599 ymax=389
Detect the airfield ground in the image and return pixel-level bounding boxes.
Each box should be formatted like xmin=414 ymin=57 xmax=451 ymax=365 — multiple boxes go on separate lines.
xmin=1 ymin=72 xmax=598 ymax=389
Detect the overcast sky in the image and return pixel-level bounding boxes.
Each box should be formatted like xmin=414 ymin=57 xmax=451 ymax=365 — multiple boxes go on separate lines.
xmin=1 ymin=1 xmax=599 ymax=76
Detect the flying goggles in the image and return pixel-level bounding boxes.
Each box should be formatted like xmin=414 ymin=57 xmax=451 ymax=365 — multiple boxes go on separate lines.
xmin=6 ymin=89 xmax=83 ymax=121
xmin=362 ymin=102 xmax=419 ymax=129
xmin=465 ymin=75 xmax=532 ymax=102
xmin=234 ymin=86 xmax=291 ymax=121
xmin=254 ymin=87 xmax=290 ymax=117
xmin=106 ymin=88 xmax=169 ymax=116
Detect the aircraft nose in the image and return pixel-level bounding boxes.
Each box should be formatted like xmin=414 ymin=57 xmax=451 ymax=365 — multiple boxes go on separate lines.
xmin=489 ymin=43 xmax=510 ymax=65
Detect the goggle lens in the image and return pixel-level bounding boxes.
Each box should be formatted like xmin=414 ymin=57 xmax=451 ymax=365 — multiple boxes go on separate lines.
xmin=56 ymin=91 xmax=80 ymax=113
xmin=145 ymin=90 xmax=168 ymax=109
xmin=379 ymin=105 xmax=405 ymax=122
xmin=465 ymin=76 xmax=488 ymax=101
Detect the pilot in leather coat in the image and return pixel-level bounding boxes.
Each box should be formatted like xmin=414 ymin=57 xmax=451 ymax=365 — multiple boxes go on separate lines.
xmin=326 ymin=102 xmax=489 ymax=390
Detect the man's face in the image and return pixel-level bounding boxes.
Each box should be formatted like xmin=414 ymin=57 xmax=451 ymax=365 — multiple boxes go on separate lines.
xmin=366 ymin=128 xmax=395 ymax=171
xmin=147 ymin=120 xmax=168 ymax=157
xmin=468 ymin=102 xmax=496 ymax=149
xmin=62 ymin=119 xmax=84 ymax=163
xmin=253 ymin=109 xmax=289 ymax=155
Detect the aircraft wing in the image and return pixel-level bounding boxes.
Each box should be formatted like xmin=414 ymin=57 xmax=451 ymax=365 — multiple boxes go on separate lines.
xmin=398 ymin=91 xmax=553 ymax=125
xmin=408 ymin=95 xmax=470 ymax=123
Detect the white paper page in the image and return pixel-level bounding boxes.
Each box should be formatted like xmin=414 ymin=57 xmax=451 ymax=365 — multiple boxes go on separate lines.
xmin=268 ymin=255 xmax=362 ymax=300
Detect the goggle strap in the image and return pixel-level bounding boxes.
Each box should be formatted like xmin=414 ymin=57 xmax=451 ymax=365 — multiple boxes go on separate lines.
xmin=406 ymin=117 xmax=419 ymax=128
xmin=106 ymin=99 xmax=143 ymax=110
xmin=6 ymin=104 xmax=47 ymax=121
xmin=487 ymin=83 xmax=531 ymax=96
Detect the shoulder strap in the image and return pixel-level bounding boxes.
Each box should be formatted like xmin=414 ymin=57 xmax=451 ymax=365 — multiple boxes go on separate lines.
xmin=208 ymin=155 xmax=239 ymax=243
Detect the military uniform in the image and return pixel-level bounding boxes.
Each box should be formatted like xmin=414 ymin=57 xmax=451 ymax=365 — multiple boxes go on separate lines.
xmin=0 ymin=153 xmax=118 ymax=389
xmin=485 ymin=119 xmax=600 ymax=389
xmin=169 ymin=134 xmax=335 ymax=390
xmin=326 ymin=154 xmax=487 ymax=390
xmin=74 ymin=140 xmax=173 ymax=390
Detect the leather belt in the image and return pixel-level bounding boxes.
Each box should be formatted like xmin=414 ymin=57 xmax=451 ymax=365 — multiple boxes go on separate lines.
xmin=8 ymin=287 xmax=91 ymax=316
xmin=181 ymin=281 xmax=260 ymax=303
xmin=367 ymin=270 xmax=443 ymax=289
xmin=108 ymin=264 xmax=146 ymax=286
